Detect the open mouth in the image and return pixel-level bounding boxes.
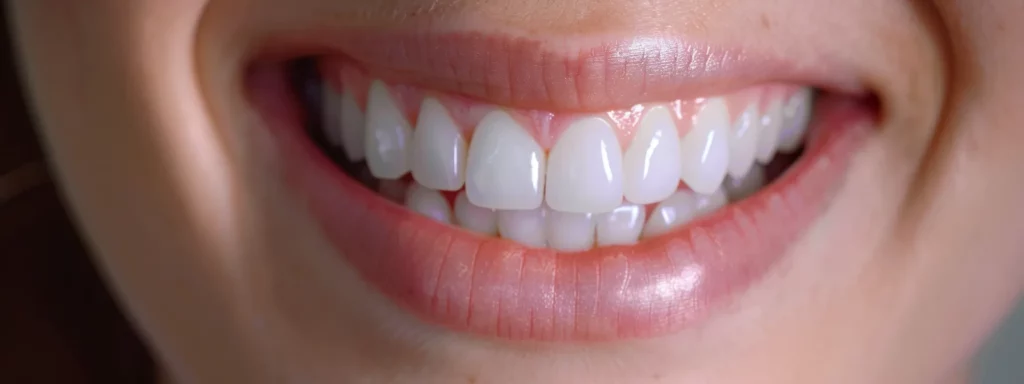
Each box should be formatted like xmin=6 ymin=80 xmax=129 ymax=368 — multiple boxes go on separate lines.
xmin=246 ymin=32 xmax=878 ymax=342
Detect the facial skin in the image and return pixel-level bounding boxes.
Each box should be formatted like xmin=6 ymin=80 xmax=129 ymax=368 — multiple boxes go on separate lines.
xmin=7 ymin=0 xmax=1024 ymax=383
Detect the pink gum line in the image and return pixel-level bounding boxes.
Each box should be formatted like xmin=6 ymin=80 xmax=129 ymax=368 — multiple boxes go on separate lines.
xmin=321 ymin=59 xmax=803 ymax=150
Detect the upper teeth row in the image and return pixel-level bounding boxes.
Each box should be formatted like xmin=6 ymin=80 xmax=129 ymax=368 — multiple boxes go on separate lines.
xmin=323 ymin=80 xmax=813 ymax=215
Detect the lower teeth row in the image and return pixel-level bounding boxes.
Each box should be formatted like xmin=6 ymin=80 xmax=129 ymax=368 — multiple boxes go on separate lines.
xmin=352 ymin=163 xmax=768 ymax=252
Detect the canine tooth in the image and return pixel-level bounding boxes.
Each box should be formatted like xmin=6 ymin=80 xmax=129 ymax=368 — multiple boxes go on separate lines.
xmin=755 ymin=100 xmax=783 ymax=164
xmin=454 ymin=191 xmax=498 ymax=235
xmin=546 ymin=211 xmax=596 ymax=252
xmin=404 ymin=183 xmax=452 ymax=224
xmin=727 ymin=104 xmax=760 ymax=179
xmin=642 ymin=189 xmax=727 ymax=238
xmin=777 ymin=89 xmax=814 ymax=153
xmin=724 ymin=165 xmax=766 ymax=202
xmin=546 ymin=117 xmax=625 ymax=213
xmin=680 ymin=98 xmax=731 ymax=195
xmin=498 ymin=207 xmax=548 ymax=248
xmin=595 ymin=203 xmax=646 ymax=246
xmin=339 ymin=87 xmax=367 ymax=161
xmin=365 ymin=80 xmax=412 ymax=179
xmin=623 ymin=106 xmax=683 ymax=204
xmin=321 ymin=85 xmax=343 ymax=146
xmin=465 ymin=110 xmax=546 ymax=210
xmin=411 ymin=98 xmax=467 ymax=191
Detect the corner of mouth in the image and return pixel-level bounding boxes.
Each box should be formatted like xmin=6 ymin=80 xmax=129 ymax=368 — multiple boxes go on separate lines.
xmin=243 ymin=29 xmax=881 ymax=343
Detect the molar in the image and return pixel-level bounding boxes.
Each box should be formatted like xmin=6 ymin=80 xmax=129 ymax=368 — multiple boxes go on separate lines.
xmin=777 ymin=88 xmax=814 ymax=153
xmin=321 ymin=85 xmax=343 ymax=148
xmin=339 ymin=86 xmax=367 ymax=161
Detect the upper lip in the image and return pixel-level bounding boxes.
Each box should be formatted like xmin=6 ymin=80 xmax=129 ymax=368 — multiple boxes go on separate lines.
xmin=255 ymin=29 xmax=866 ymax=111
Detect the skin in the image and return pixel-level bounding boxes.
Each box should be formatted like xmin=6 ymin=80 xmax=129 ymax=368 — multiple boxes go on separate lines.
xmin=7 ymin=0 xmax=1024 ymax=383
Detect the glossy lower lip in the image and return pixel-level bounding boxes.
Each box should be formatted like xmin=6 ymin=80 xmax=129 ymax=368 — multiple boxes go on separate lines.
xmin=254 ymin=30 xmax=865 ymax=111
xmin=246 ymin=48 xmax=875 ymax=341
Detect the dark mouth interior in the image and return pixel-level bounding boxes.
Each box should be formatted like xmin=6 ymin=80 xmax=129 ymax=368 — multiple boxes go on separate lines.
xmin=284 ymin=57 xmax=805 ymax=199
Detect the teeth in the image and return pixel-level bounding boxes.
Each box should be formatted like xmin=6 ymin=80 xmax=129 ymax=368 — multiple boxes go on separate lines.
xmin=546 ymin=117 xmax=625 ymax=213
xmin=453 ymin=191 xmax=498 ymax=235
xmin=755 ymin=99 xmax=783 ymax=164
xmin=546 ymin=211 xmax=596 ymax=252
xmin=339 ymin=87 xmax=367 ymax=161
xmin=321 ymin=85 xmax=343 ymax=147
xmin=723 ymin=165 xmax=765 ymax=202
xmin=595 ymin=203 xmax=646 ymax=246
xmin=727 ymin=104 xmax=760 ymax=179
xmin=411 ymin=98 xmax=467 ymax=191
xmin=680 ymin=98 xmax=731 ymax=195
xmin=643 ymin=189 xmax=727 ymax=239
xmin=465 ymin=110 xmax=546 ymax=210
xmin=623 ymin=106 xmax=683 ymax=204
xmin=364 ymin=81 xmax=412 ymax=179
xmin=777 ymin=89 xmax=814 ymax=153
xmin=404 ymin=183 xmax=452 ymax=224
xmin=498 ymin=207 xmax=548 ymax=248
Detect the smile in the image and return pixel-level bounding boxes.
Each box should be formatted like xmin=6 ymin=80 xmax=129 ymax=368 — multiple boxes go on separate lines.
xmin=246 ymin=30 xmax=878 ymax=342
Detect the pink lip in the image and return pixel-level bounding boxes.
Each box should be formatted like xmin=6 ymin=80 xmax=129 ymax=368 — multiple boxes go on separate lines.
xmin=245 ymin=32 xmax=875 ymax=342
xmin=256 ymin=30 xmax=865 ymax=111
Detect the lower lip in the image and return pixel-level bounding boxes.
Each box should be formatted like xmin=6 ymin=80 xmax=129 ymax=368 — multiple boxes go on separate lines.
xmin=248 ymin=62 xmax=875 ymax=342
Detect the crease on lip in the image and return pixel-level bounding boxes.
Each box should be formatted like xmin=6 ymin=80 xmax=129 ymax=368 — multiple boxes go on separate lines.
xmin=254 ymin=29 xmax=866 ymax=111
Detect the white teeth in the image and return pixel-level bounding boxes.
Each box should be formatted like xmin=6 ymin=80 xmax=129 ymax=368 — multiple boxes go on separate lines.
xmin=643 ymin=190 xmax=700 ymax=239
xmin=755 ymin=99 xmax=783 ymax=164
xmin=724 ymin=165 xmax=766 ymax=202
xmin=546 ymin=211 xmax=596 ymax=252
xmin=696 ymin=189 xmax=729 ymax=216
xmin=365 ymin=81 xmax=412 ymax=179
xmin=623 ymin=106 xmax=683 ymax=205
xmin=453 ymin=191 xmax=499 ymax=235
xmin=546 ymin=117 xmax=625 ymax=214
xmin=404 ymin=183 xmax=452 ymax=224
xmin=498 ymin=207 xmax=548 ymax=248
xmin=339 ymin=87 xmax=367 ymax=161
xmin=411 ymin=98 xmax=467 ymax=191
xmin=465 ymin=110 xmax=546 ymax=210
xmin=643 ymin=189 xmax=727 ymax=239
xmin=321 ymin=85 xmax=343 ymax=147
xmin=777 ymin=89 xmax=814 ymax=153
xmin=727 ymin=104 xmax=760 ymax=179
xmin=680 ymin=98 xmax=731 ymax=195
xmin=595 ymin=203 xmax=646 ymax=246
